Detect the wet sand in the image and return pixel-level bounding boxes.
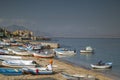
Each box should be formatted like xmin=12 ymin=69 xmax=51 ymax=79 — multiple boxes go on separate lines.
xmin=0 ymin=56 xmax=113 ymax=80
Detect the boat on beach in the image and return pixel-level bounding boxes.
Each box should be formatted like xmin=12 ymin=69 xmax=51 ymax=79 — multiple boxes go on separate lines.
xmin=22 ymin=67 xmax=53 ymax=75
xmin=0 ymin=49 xmax=9 ymax=55
xmin=53 ymin=48 xmax=76 ymax=58
xmin=2 ymin=60 xmax=37 ymax=68
xmin=80 ymin=46 xmax=93 ymax=53
xmin=0 ymin=68 xmax=22 ymax=76
xmin=12 ymin=49 xmax=32 ymax=56
xmin=91 ymin=62 xmax=112 ymax=69
xmin=0 ymin=55 xmax=22 ymax=60
xmin=33 ymin=49 xmax=54 ymax=58
xmin=61 ymin=72 xmax=96 ymax=80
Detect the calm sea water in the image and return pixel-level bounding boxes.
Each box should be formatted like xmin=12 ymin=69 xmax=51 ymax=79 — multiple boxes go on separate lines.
xmin=51 ymin=38 xmax=120 ymax=79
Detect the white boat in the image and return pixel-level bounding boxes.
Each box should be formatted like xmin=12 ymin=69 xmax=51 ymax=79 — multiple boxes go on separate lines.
xmin=12 ymin=49 xmax=32 ymax=56
xmin=22 ymin=67 xmax=53 ymax=75
xmin=54 ymin=48 xmax=76 ymax=58
xmin=80 ymin=46 xmax=93 ymax=53
xmin=33 ymin=49 xmax=54 ymax=58
xmin=61 ymin=72 xmax=96 ymax=80
xmin=2 ymin=60 xmax=37 ymax=68
xmin=91 ymin=62 xmax=112 ymax=69
xmin=0 ymin=55 xmax=22 ymax=60
xmin=0 ymin=49 xmax=9 ymax=55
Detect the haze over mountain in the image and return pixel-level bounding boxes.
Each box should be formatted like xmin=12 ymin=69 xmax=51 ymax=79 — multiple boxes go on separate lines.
xmin=5 ymin=25 xmax=28 ymax=32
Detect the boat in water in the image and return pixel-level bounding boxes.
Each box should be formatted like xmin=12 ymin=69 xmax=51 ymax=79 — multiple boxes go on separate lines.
xmin=80 ymin=46 xmax=93 ymax=53
xmin=91 ymin=62 xmax=112 ymax=69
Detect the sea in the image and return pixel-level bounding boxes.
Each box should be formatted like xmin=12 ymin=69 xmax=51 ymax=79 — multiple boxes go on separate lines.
xmin=50 ymin=38 xmax=120 ymax=79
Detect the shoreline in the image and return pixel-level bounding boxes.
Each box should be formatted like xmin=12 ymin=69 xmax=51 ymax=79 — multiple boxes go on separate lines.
xmin=56 ymin=58 xmax=120 ymax=80
xmin=0 ymin=56 xmax=114 ymax=80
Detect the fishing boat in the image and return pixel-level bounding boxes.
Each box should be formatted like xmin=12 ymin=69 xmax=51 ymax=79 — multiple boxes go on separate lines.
xmin=0 ymin=55 xmax=22 ymax=60
xmin=0 ymin=68 xmax=22 ymax=76
xmin=12 ymin=49 xmax=32 ymax=56
xmin=91 ymin=62 xmax=112 ymax=69
xmin=80 ymin=46 xmax=93 ymax=53
xmin=22 ymin=67 xmax=53 ymax=75
xmin=61 ymin=72 xmax=96 ymax=80
xmin=0 ymin=49 xmax=9 ymax=55
xmin=2 ymin=60 xmax=37 ymax=68
xmin=53 ymin=48 xmax=76 ymax=58
xmin=33 ymin=49 xmax=54 ymax=58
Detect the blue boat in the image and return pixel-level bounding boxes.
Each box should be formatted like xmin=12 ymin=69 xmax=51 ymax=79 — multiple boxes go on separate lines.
xmin=0 ymin=68 xmax=22 ymax=76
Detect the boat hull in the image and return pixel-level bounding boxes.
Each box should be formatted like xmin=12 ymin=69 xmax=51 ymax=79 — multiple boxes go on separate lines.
xmin=22 ymin=67 xmax=53 ymax=75
xmin=0 ymin=68 xmax=22 ymax=76
xmin=2 ymin=60 xmax=36 ymax=68
xmin=91 ymin=62 xmax=112 ymax=69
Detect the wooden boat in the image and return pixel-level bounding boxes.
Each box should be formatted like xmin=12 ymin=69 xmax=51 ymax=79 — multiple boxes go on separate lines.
xmin=61 ymin=72 xmax=96 ymax=80
xmin=54 ymin=48 xmax=76 ymax=58
xmin=0 ymin=55 xmax=22 ymax=60
xmin=0 ymin=68 xmax=22 ymax=76
xmin=33 ymin=49 xmax=54 ymax=58
xmin=91 ymin=62 xmax=112 ymax=69
xmin=80 ymin=46 xmax=93 ymax=53
xmin=22 ymin=67 xmax=53 ymax=75
xmin=2 ymin=60 xmax=37 ymax=68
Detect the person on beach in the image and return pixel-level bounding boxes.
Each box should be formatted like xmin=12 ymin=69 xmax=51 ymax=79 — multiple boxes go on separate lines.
xmin=46 ymin=59 xmax=53 ymax=70
xmin=46 ymin=64 xmax=52 ymax=71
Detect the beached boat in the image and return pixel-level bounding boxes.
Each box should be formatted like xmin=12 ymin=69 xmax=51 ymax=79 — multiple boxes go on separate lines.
xmin=0 ymin=45 xmax=3 ymax=49
xmin=20 ymin=44 xmax=43 ymax=51
xmin=2 ymin=60 xmax=37 ymax=68
xmin=80 ymin=46 xmax=93 ymax=53
xmin=54 ymin=48 xmax=76 ymax=58
xmin=0 ymin=55 xmax=22 ymax=60
xmin=0 ymin=68 xmax=22 ymax=76
xmin=12 ymin=49 xmax=32 ymax=56
xmin=91 ymin=62 xmax=112 ymax=69
xmin=0 ymin=49 xmax=9 ymax=55
xmin=33 ymin=49 xmax=54 ymax=58
xmin=61 ymin=72 xmax=96 ymax=80
xmin=22 ymin=67 xmax=53 ymax=75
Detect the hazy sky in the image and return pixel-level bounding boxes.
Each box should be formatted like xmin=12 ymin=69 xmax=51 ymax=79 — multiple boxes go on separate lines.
xmin=0 ymin=0 xmax=120 ymax=38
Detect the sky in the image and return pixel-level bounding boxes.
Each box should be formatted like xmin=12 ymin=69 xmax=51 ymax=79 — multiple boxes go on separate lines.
xmin=0 ymin=0 xmax=120 ymax=38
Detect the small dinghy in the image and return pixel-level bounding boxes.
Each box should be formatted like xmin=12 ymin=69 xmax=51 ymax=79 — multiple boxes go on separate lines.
xmin=91 ymin=62 xmax=112 ymax=69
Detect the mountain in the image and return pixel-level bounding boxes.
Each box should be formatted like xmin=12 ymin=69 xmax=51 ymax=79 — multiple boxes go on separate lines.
xmin=5 ymin=25 xmax=28 ymax=32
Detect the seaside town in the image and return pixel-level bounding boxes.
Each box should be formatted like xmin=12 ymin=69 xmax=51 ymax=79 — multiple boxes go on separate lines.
xmin=0 ymin=27 xmax=113 ymax=80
